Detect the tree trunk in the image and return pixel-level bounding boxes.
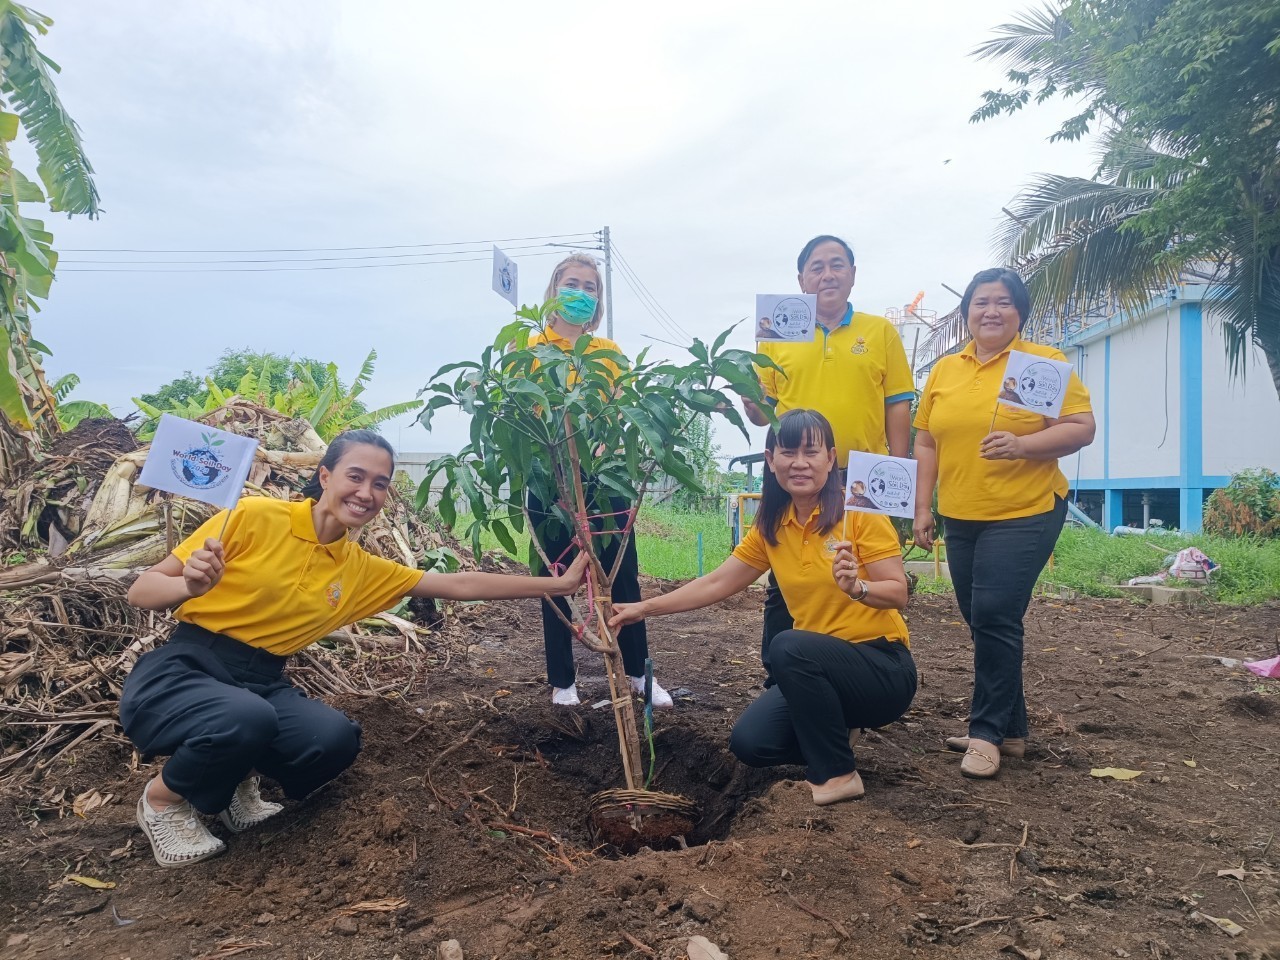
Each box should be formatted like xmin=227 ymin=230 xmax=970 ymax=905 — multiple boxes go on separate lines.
xmin=1259 ymin=313 xmax=1280 ymax=407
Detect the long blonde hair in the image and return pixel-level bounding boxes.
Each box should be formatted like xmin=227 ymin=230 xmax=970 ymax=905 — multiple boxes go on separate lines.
xmin=543 ymin=253 xmax=604 ymax=333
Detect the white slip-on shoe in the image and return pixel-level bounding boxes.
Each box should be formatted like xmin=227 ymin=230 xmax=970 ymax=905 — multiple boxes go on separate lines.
xmin=136 ymin=785 xmax=225 ymax=868
xmin=551 ymin=684 xmax=581 ymax=706
xmin=217 ymin=776 xmax=284 ymax=834
xmin=630 ymin=675 xmax=674 ymax=710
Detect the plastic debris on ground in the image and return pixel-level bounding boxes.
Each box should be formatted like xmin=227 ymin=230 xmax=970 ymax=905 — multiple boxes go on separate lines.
xmin=1127 ymin=546 xmax=1219 ymax=586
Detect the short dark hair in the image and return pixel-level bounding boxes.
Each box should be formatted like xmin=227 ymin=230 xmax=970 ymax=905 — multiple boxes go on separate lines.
xmin=301 ymin=429 xmax=396 ymax=500
xmin=959 ymin=268 xmax=1031 ymax=329
xmin=797 ymin=235 xmax=855 ymax=274
xmin=758 ymin=409 xmax=844 ymax=545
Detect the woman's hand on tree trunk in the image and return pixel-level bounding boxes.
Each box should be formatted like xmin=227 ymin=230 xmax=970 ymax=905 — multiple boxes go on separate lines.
xmin=608 ymin=601 xmax=647 ymax=631
xmin=547 ymin=551 xmax=590 ymax=595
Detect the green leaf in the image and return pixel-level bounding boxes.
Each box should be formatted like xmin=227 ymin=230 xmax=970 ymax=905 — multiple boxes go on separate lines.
xmin=0 ymin=326 xmax=33 ymax=429
xmin=55 ymin=399 xmax=112 ymax=430
xmin=491 ymin=519 xmax=518 ymax=555
xmin=437 ymin=480 xmax=458 ymax=529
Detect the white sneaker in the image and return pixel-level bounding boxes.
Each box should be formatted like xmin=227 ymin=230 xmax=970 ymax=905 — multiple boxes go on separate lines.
xmin=136 ymin=786 xmax=225 ymax=868
xmin=217 ymin=777 xmax=283 ymax=834
xmin=551 ymin=684 xmax=581 ymax=706
xmin=630 ymin=675 xmax=674 ymax=710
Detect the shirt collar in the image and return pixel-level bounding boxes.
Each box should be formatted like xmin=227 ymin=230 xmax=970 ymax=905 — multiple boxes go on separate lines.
xmin=783 ymin=503 xmax=823 ymax=529
xmin=961 ymin=334 xmax=1024 ymax=365
xmin=819 ymin=303 xmax=854 ymax=337
xmin=291 ymin=498 xmax=347 ymax=557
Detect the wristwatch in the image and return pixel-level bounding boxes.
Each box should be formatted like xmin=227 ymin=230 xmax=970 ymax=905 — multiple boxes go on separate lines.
xmin=849 ymin=579 xmax=869 ymax=603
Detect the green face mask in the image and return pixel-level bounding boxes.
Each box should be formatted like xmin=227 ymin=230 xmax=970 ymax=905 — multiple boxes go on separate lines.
xmin=557 ymin=287 xmax=598 ymax=325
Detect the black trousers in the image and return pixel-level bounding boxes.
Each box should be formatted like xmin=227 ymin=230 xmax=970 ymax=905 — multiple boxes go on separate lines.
xmin=729 ymin=632 xmax=917 ymax=784
xmin=760 ymin=573 xmax=794 ymax=687
xmin=942 ymin=496 xmax=1066 ymax=745
xmin=528 ymin=487 xmax=648 ymax=689
xmin=119 ymin=623 xmax=362 ymax=815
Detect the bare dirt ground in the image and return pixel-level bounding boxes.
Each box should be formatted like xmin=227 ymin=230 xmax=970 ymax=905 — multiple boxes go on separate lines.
xmin=2 ymin=587 xmax=1278 ymax=960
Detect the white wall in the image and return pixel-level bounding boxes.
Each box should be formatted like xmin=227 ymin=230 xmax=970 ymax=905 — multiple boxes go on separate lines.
xmin=1105 ymin=309 xmax=1181 ymax=479
xmin=396 ymin=452 xmax=452 ymax=488
xmin=1201 ymin=311 xmax=1280 ymax=476
xmin=1063 ymin=342 xmax=1104 ymax=483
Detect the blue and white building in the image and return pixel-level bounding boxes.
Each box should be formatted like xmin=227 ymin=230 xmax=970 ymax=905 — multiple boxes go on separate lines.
xmin=913 ymin=283 xmax=1280 ymax=532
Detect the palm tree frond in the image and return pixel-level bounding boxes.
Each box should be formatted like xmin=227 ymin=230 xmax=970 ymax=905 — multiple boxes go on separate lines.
xmin=972 ymin=3 xmax=1069 ymax=66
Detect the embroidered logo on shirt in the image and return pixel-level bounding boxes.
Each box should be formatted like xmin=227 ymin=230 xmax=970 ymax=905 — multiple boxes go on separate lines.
xmin=326 ymin=580 xmax=342 ymax=608
xmin=851 ymin=336 xmax=868 ymax=355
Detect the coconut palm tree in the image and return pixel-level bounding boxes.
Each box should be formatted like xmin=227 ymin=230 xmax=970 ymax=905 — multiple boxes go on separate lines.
xmin=973 ymin=1 xmax=1280 ymax=400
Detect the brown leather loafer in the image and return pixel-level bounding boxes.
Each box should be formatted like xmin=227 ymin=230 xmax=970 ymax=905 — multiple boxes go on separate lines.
xmin=945 ymin=735 xmax=1026 ymax=759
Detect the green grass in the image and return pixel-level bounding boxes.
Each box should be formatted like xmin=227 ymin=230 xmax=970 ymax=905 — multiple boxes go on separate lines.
xmin=1045 ymin=526 xmax=1280 ymax=605
xmin=452 ymin=504 xmax=731 ymax=580
xmin=633 ymin=506 xmax=731 ymax=579
xmin=449 ymin=507 xmax=1280 ymax=603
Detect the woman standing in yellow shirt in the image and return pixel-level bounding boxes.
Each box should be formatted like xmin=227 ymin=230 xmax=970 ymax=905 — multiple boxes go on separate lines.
xmin=913 ymin=269 xmax=1095 ymax=779
xmin=525 ymin=254 xmax=672 ymax=710
xmin=610 ymin=410 xmax=916 ymax=807
xmin=121 ymin=429 xmax=586 ymax=868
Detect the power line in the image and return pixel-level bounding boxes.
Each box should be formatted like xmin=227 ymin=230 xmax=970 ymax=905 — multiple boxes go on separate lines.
xmin=62 ymin=241 xmax=571 ymax=266
xmin=608 ymin=242 xmax=695 ymax=343
xmin=610 ymin=260 xmax=692 ymax=347
xmin=59 ymin=249 xmax=569 ymax=274
xmin=59 ymin=231 xmax=600 ymax=255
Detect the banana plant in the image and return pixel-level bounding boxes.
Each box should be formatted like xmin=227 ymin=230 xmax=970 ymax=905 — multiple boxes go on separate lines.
xmin=49 ymin=372 xmax=110 ymax=430
xmin=133 ymin=351 xmax=423 ymax=443
xmin=0 ymin=2 xmax=99 ymax=469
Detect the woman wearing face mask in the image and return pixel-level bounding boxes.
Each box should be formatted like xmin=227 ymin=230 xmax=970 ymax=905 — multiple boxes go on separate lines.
xmin=913 ymin=268 xmax=1094 ymax=779
xmin=120 ymin=429 xmax=587 ymax=867
xmin=525 ymin=254 xmax=673 ymax=710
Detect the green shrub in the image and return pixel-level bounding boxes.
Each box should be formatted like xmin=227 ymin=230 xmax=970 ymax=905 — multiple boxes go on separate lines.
xmin=1203 ymin=468 xmax=1280 ymax=538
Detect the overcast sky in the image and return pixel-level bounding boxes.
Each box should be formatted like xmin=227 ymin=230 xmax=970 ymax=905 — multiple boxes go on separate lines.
xmin=28 ymin=0 xmax=1096 ymax=461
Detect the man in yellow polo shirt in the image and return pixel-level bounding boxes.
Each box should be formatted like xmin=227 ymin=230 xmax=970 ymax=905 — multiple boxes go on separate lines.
xmin=742 ymin=235 xmax=916 ymax=460
xmin=742 ymin=235 xmax=916 ymax=668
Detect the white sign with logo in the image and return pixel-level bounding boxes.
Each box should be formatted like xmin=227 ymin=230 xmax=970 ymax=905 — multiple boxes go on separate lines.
xmin=998 ymin=349 xmax=1074 ymax=418
xmin=138 ymin=414 xmax=260 ymax=511
xmin=844 ymin=451 xmax=917 ymax=519
xmin=754 ymin=293 xmax=817 ymax=342
xmin=491 ymin=245 xmax=519 ymax=307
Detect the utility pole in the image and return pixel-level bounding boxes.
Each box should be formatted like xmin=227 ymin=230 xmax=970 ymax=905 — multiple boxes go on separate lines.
xmin=602 ymin=225 xmax=614 ymax=340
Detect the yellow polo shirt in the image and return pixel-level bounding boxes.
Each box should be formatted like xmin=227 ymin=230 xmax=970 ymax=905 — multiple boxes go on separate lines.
xmin=756 ymin=308 xmax=915 ymax=461
xmin=732 ymin=506 xmax=909 ymax=646
xmin=527 ymin=328 xmax=625 ymax=384
xmin=914 ymin=337 xmax=1092 ymax=522
xmin=172 ymin=497 xmax=424 ymax=656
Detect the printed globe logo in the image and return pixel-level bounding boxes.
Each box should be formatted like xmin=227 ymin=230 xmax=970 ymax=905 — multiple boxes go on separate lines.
xmin=1017 ymin=362 xmax=1064 ymax=409
xmin=499 ymin=264 xmax=514 ymax=295
xmin=169 ymin=431 xmax=232 ymax=491
xmin=867 ymin=460 xmax=913 ymax=511
xmin=770 ymin=297 xmax=814 ymax=340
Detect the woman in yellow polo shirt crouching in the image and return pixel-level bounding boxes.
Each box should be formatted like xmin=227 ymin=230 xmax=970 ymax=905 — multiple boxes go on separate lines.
xmin=609 ymin=409 xmax=916 ymax=806
xmin=121 ymin=429 xmax=586 ymax=868
xmin=913 ymin=268 xmax=1095 ymax=779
